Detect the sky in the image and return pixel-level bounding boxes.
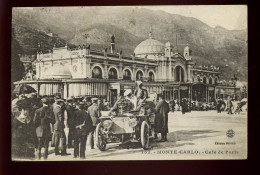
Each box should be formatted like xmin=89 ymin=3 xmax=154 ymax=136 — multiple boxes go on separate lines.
xmin=15 ymin=5 xmax=247 ymax=30
xmin=142 ymin=5 xmax=247 ymax=30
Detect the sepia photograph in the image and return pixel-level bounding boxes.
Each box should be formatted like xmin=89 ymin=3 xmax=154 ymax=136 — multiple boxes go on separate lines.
xmin=11 ymin=5 xmax=247 ymax=161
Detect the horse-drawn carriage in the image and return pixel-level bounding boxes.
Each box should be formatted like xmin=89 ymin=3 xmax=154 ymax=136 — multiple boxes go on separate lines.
xmin=95 ymin=94 xmax=156 ymax=151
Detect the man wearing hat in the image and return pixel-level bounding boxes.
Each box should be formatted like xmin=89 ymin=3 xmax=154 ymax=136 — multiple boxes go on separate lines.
xmin=87 ymin=98 xmax=101 ymax=149
xmin=216 ymin=97 xmax=221 ymax=113
xmin=134 ymin=81 xmax=148 ymax=110
xmin=110 ymin=89 xmax=134 ymax=114
xmin=33 ymin=98 xmax=55 ymax=160
xmin=73 ymin=102 xmax=93 ymax=159
xmin=65 ymin=97 xmax=76 ymax=148
xmin=155 ymin=94 xmax=170 ymax=142
xmin=53 ymin=98 xmax=70 ymax=156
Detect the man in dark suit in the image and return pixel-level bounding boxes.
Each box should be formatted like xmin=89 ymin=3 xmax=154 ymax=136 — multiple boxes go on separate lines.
xmin=33 ymin=98 xmax=55 ymax=160
xmin=53 ymin=98 xmax=70 ymax=156
xmin=155 ymin=95 xmax=170 ymax=142
xmin=87 ymin=98 xmax=101 ymax=149
xmin=73 ymin=102 xmax=93 ymax=159
xmin=65 ymin=97 xmax=76 ymax=148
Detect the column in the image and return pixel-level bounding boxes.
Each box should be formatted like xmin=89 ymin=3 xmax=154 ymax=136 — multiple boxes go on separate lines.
xmin=37 ymin=82 xmax=40 ymax=98
xmin=178 ymin=87 xmax=180 ymax=103
xmin=64 ymin=83 xmax=68 ymax=99
xmin=144 ymin=65 xmax=148 ymax=80
xmin=169 ymin=61 xmax=172 ymax=81
xmin=119 ymin=63 xmax=123 ymax=79
xmin=173 ymin=88 xmax=175 ymax=100
xmin=86 ymin=58 xmax=91 ymax=78
xmin=188 ymin=86 xmax=191 ymax=101
xmin=104 ymin=61 xmax=108 ymax=79
xmin=187 ymin=65 xmax=192 ymax=82
xmin=179 ymin=69 xmax=182 ymax=82
xmin=190 ymin=86 xmax=193 ymax=101
xmin=132 ymin=64 xmax=136 ymax=81
xmin=205 ymin=86 xmax=208 ymax=103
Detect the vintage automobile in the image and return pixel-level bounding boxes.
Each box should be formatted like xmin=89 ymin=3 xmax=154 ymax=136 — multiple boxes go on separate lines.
xmin=95 ymin=98 xmax=156 ymax=151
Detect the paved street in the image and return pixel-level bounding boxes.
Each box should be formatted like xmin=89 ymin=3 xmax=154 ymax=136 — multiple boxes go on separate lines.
xmin=45 ymin=110 xmax=247 ymax=161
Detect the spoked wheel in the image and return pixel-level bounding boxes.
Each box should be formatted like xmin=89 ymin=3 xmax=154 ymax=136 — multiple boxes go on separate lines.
xmin=95 ymin=123 xmax=106 ymax=151
xmin=141 ymin=121 xmax=150 ymax=150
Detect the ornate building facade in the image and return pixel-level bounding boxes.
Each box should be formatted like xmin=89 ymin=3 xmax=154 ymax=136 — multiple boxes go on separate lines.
xmin=16 ymin=32 xmax=239 ymax=105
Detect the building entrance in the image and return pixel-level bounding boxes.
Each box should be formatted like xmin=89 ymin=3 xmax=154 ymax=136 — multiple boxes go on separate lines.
xmin=192 ymin=84 xmax=206 ymax=102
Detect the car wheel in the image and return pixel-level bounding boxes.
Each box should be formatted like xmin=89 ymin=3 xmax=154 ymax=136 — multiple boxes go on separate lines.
xmin=141 ymin=121 xmax=149 ymax=150
xmin=95 ymin=123 xmax=106 ymax=151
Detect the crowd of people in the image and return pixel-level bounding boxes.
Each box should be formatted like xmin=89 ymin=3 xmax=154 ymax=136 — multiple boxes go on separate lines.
xmin=11 ymin=93 xmax=108 ymax=160
xmin=11 ymin=81 xmax=246 ymax=160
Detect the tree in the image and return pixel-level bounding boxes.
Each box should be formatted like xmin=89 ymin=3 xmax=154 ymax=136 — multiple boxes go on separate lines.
xmin=11 ymin=32 xmax=25 ymax=88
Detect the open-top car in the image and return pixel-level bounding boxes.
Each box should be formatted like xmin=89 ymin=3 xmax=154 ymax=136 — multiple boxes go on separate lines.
xmin=95 ymin=101 xmax=156 ymax=151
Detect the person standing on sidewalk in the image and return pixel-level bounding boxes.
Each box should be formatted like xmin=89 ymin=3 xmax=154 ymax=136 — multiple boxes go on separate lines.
xmin=53 ymin=98 xmax=70 ymax=156
xmin=65 ymin=97 xmax=76 ymax=148
xmin=227 ymin=97 xmax=233 ymax=115
xmin=155 ymin=95 xmax=170 ymax=142
xmin=73 ymin=102 xmax=93 ymax=159
xmin=33 ymin=98 xmax=55 ymax=160
xmin=88 ymin=98 xmax=101 ymax=149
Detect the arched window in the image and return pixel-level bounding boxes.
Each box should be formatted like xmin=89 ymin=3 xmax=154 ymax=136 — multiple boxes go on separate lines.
xmin=123 ymin=69 xmax=131 ymax=80
xmin=148 ymin=72 xmax=155 ymax=82
xmin=108 ymin=68 xmax=118 ymax=80
xmin=197 ymin=76 xmax=201 ymax=82
xmin=215 ymin=78 xmax=218 ymax=85
xmin=192 ymin=76 xmax=194 ymax=82
xmin=209 ymin=77 xmax=213 ymax=84
xmin=203 ymin=77 xmax=207 ymax=84
xmin=136 ymin=70 xmax=143 ymax=81
xmin=175 ymin=66 xmax=185 ymax=82
xmin=92 ymin=66 xmax=102 ymax=79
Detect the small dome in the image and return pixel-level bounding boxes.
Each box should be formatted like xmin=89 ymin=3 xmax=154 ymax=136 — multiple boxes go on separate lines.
xmin=134 ymin=32 xmax=164 ymax=59
xmin=44 ymin=63 xmax=72 ymax=79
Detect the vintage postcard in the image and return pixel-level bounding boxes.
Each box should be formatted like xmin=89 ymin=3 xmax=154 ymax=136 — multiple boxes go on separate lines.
xmin=11 ymin=5 xmax=247 ymax=160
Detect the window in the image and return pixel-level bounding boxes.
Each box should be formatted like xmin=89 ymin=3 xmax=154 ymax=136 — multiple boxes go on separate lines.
xmin=209 ymin=77 xmax=213 ymax=84
xmin=148 ymin=72 xmax=155 ymax=82
xmin=203 ymin=77 xmax=207 ymax=84
xmin=197 ymin=76 xmax=201 ymax=82
xmin=136 ymin=71 xmax=143 ymax=81
xmin=123 ymin=69 xmax=131 ymax=80
xmin=175 ymin=66 xmax=185 ymax=82
xmin=108 ymin=68 xmax=118 ymax=80
xmin=92 ymin=66 xmax=102 ymax=79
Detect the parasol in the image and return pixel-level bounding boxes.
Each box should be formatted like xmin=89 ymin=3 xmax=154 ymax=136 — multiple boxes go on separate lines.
xmin=12 ymin=84 xmax=37 ymax=95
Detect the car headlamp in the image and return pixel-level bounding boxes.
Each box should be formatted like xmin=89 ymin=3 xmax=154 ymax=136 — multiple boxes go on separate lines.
xmin=103 ymin=120 xmax=113 ymax=129
xmin=128 ymin=118 xmax=137 ymax=128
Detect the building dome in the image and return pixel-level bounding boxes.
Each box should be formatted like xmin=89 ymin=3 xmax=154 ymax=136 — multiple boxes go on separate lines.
xmin=44 ymin=63 xmax=72 ymax=79
xmin=134 ymin=32 xmax=164 ymax=59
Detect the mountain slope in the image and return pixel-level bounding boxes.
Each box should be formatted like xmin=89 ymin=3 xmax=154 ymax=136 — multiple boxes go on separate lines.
xmin=12 ymin=7 xmax=247 ymax=80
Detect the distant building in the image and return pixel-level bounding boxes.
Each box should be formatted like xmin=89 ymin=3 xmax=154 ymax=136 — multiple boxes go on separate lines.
xmin=15 ymin=32 xmax=240 ymax=104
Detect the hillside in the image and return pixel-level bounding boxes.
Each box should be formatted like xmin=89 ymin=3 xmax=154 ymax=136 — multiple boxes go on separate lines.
xmin=12 ymin=7 xmax=247 ymax=81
